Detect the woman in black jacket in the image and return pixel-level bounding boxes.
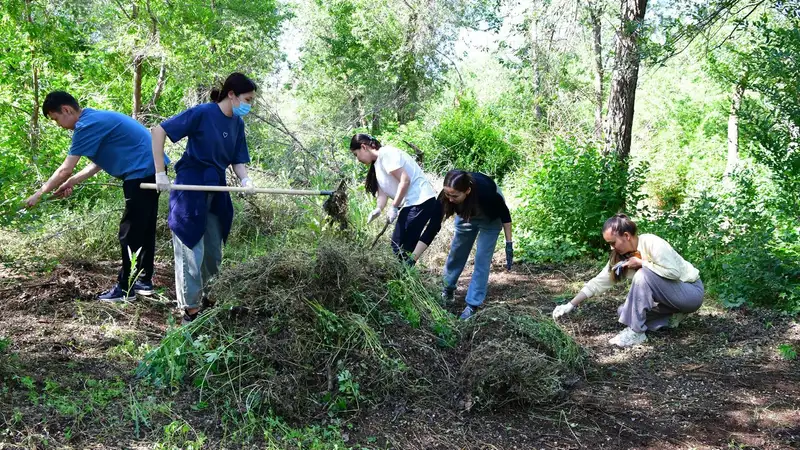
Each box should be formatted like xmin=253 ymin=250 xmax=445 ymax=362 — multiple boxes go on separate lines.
xmin=439 ymin=170 xmax=513 ymax=319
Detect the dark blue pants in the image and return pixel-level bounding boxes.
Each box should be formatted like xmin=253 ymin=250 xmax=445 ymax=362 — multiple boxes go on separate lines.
xmin=390 ymin=197 xmax=442 ymax=260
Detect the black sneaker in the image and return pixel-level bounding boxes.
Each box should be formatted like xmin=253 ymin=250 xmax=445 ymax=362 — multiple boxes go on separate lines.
xmin=133 ymin=280 xmax=154 ymax=296
xmin=181 ymin=309 xmax=199 ymax=326
xmin=98 ymin=284 xmax=131 ymax=303
xmin=201 ymin=296 xmax=215 ymax=311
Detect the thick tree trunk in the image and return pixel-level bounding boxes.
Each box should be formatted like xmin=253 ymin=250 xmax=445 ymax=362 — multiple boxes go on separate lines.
xmin=587 ymin=0 xmax=604 ymax=139
xmin=725 ymin=80 xmax=745 ymax=176
xmin=603 ymin=0 xmax=648 ymax=160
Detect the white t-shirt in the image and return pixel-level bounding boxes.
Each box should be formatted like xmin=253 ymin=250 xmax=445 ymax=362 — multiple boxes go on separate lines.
xmin=375 ymin=146 xmax=436 ymax=207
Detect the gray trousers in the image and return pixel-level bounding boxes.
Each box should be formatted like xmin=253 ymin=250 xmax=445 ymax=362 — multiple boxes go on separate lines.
xmin=173 ymin=212 xmax=223 ymax=310
xmin=618 ymin=267 xmax=704 ymax=332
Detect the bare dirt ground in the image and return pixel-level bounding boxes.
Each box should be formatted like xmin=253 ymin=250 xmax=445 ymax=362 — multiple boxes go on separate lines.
xmin=0 ymin=257 xmax=798 ymax=449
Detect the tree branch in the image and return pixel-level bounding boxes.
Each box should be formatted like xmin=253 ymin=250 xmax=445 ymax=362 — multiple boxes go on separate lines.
xmin=147 ymin=56 xmax=167 ymax=109
xmin=113 ymin=0 xmax=133 ymax=21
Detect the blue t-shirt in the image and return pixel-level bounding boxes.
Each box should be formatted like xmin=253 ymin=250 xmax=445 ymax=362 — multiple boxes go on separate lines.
xmin=69 ymin=108 xmax=160 ymax=180
xmin=160 ymin=102 xmax=250 ymax=175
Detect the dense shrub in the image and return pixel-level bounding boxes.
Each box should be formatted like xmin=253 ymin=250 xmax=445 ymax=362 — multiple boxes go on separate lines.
xmin=642 ymin=168 xmax=800 ymax=312
xmin=429 ymin=95 xmax=520 ymax=182
xmin=515 ymin=138 xmax=646 ymax=262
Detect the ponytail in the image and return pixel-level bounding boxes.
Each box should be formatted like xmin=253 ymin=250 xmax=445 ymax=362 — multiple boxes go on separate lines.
xmin=210 ymin=72 xmax=257 ymax=103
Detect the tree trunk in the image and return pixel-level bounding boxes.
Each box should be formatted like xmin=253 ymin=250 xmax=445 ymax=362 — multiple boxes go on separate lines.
xmin=603 ymin=0 xmax=648 ymax=160
xmin=587 ymin=0 xmax=604 ymax=139
xmin=132 ymin=54 xmax=144 ymax=121
xmin=131 ymin=1 xmax=142 ymax=121
xmin=25 ymin=0 xmax=40 ymax=160
xmin=395 ymin=4 xmax=422 ymax=124
xmin=529 ymin=15 xmax=544 ymax=119
xmin=725 ymin=80 xmax=746 ymax=176
xmin=147 ymin=55 xmax=166 ymax=112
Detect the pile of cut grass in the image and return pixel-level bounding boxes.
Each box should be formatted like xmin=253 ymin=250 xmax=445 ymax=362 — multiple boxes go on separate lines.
xmin=460 ymin=305 xmax=584 ymax=408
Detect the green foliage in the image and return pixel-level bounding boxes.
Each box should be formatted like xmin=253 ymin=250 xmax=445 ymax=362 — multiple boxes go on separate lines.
xmin=642 ymin=168 xmax=800 ymax=312
xmin=516 ymin=138 xmax=646 ymax=262
xmin=0 ymin=0 xmax=287 ymax=227
xmin=777 ymin=343 xmax=797 ymax=361
xmin=155 ymin=420 xmax=207 ymax=450
xmin=703 ymin=8 xmax=800 ymax=214
xmin=429 ymin=94 xmax=520 ymax=181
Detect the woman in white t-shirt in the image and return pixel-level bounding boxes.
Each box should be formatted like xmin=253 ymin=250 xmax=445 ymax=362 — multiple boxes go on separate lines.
xmin=350 ymin=134 xmax=442 ymax=265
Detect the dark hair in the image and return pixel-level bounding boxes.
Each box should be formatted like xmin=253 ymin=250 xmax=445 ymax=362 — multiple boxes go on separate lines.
xmin=438 ymin=170 xmax=478 ymax=222
xmin=210 ymin=72 xmax=257 ymax=103
xmin=350 ymin=134 xmax=382 ymax=196
xmin=42 ymin=91 xmax=80 ymax=116
xmin=603 ymin=214 xmax=639 ymax=281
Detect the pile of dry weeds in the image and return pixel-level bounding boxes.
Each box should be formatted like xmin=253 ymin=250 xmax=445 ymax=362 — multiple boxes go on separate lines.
xmin=137 ymin=238 xmax=585 ymax=424
xmin=460 ymin=305 xmax=584 ymax=408
xmin=138 ymin=238 xmax=450 ymax=421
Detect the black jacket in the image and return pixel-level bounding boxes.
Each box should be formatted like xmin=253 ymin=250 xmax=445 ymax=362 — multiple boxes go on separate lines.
xmin=470 ymin=172 xmax=511 ymax=223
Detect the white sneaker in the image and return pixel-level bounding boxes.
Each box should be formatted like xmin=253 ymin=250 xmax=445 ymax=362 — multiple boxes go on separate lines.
xmin=609 ymin=327 xmax=647 ymax=348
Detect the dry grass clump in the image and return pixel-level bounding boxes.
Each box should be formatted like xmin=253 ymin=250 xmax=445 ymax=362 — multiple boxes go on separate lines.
xmin=460 ymin=305 xmax=584 ymax=408
xmin=137 ymin=237 xmax=449 ymax=421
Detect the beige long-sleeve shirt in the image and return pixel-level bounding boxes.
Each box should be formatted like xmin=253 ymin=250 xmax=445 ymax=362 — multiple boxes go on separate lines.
xmin=580 ymin=233 xmax=700 ymax=299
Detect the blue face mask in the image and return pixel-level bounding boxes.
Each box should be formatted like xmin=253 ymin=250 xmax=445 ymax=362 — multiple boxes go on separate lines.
xmin=232 ymin=96 xmax=251 ymax=117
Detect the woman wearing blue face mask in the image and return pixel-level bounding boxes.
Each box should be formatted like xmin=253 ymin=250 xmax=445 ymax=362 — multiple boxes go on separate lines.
xmin=151 ymin=72 xmax=256 ymax=324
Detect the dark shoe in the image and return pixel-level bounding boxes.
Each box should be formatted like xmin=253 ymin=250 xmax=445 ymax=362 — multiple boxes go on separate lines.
xmin=201 ymin=296 xmax=215 ymax=311
xmin=459 ymin=305 xmax=477 ymax=320
xmin=98 ymin=284 xmax=131 ymax=303
xmin=181 ymin=309 xmax=199 ymax=326
xmin=441 ymin=288 xmax=455 ymax=305
xmin=133 ymin=280 xmax=154 ymax=296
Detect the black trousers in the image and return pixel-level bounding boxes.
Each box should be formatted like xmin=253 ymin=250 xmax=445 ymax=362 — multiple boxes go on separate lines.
xmin=118 ymin=174 xmax=160 ymax=289
xmin=390 ymin=197 xmax=443 ymax=260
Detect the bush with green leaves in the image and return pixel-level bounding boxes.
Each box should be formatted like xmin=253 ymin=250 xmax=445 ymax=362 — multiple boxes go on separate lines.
xmin=641 ymin=168 xmax=800 ymax=312
xmin=428 ymin=94 xmax=520 ymax=182
xmin=515 ymin=138 xmax=647 ymax=262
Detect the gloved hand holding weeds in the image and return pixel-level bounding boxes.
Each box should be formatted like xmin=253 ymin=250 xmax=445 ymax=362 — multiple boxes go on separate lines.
xmin=505 ymin=241 xmax=514 ymax=271
xmin=155 ymin=171 xmax=171 ymax=192
xmin=386 ymin=205 xmax=399 ymax=224
xmin=367 ymin=208 xmax=382 ymax=224
xmin=552 ymin=302 xmax=575 ymax=319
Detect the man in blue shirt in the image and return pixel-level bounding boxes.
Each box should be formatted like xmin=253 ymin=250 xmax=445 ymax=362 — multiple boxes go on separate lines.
xmin=25 ymin=91 xmax=165 ymax=302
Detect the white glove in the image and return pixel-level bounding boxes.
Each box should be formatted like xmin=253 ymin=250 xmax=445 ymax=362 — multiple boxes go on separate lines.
xmin=240 ymin=177 xmax=255 ymax=194
xmin=386 ymin=206 xmax=399 ymax=224
xmin=552 ymin=302 xmax=576 ymax=320
xmin=155 ymin=171 xmax=171 ymax=192
xmin=367 ymin=208 xmax=381 ymax=224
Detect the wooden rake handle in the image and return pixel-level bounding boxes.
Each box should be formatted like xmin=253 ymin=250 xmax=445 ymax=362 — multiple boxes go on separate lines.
xmin=370 ymin=221 xmax=391 ymax=249
xmin=139 ymin=183 xmax=333 ymax=196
